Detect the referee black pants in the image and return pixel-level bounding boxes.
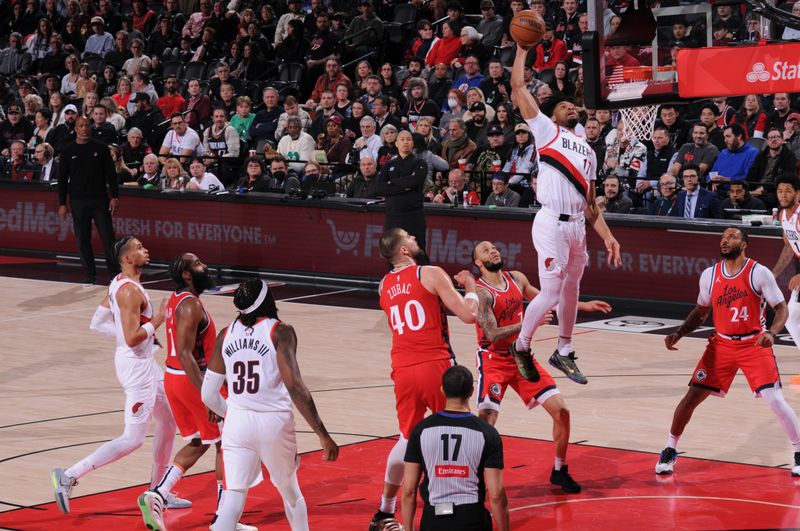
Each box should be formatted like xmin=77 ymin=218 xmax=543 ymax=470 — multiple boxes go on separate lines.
xmin=70 ymin=198 xmax=119 ymax=281
xmin=420 ymin=503 xmax=492 ymax=531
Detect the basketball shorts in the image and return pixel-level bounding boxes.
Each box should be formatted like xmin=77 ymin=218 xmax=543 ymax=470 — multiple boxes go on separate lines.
xmin=222 ymin=407 xmax=297 ymax=491
xmin=392 ymin=359 xmax=453 ymax=439
xmin=115 ymin=355 xmax=164 ymax=425
xmin=690 ymin=334 xmax=781 ymax=397
xmin=532 ymin=208 xmax=588 ymax=280
xmin=476 ymin=349 xmax=559 ymax=411
xmin=164 ymin=371 xmax=222 ymax=444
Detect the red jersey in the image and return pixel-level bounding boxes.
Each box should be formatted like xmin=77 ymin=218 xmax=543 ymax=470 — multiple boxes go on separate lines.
xmin=710 ymin=258 xmax=765 ymax=336
xmin=476 ymin=271 xmax=524 ymax=354
xmin=379 ymin=265 xmax=454 ymax=369
xmin=165 ymin=291 xmax=216 ymax=372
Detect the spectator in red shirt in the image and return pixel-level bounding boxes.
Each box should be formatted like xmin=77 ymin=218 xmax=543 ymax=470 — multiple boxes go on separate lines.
xmin=306 ymin=57 xmax=352 ymax=109
xmin=426 ymin=20 xmax=462 ymax=67
xmin=532 ymin=22 xmax=570 ymax=72
xmin=156 ymin=75 xmax=185 ymax=118
xmin=606 ymin=45 xmax=640 ymax=68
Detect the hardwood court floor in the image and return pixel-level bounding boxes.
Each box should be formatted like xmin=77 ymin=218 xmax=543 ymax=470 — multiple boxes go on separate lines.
xmin=3 ymin=275 xmax=800 ymax=529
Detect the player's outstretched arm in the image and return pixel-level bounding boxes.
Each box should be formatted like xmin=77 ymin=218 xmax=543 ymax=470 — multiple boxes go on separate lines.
xmin=202 ymin=327 xmax=228 ymax=418
xmin=510 ymin=45 xmax=539 ymax=121
xmin=485 ymin=468 xmax=510 ymax=531
xmin=175 ymin=298 xmax=206 ymax=391
xmin=274 ymin=323 xmax=339 ymax=461
xmin=665 ymin=305 xmax=710 ymax=350
xmin=436 ymin=268 xmax=478 ymax=323
xmin=401 ymin=463 xmax=422 ymax=531
xmin=116 ymin=284 xmax=167 ymax=347
xmin=584 ymin=185 xmax=622 ymax=267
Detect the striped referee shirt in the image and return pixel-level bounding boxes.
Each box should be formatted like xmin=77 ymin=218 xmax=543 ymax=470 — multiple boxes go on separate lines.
xmin=404 ymin=411 xmax=503 ymax=506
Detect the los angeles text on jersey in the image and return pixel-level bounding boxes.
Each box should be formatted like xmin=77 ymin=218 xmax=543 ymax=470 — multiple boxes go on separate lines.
xmin=561 ymin=137 xmax=593 ymax=157
xmin=223 ymin=337 xmax=270 ymax=358
xmin=716 ymin=285 xmax=748 ymax=308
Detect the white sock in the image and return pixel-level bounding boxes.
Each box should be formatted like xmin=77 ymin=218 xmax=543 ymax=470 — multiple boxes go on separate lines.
xmin=761 ymin=386 xmax=800 ymax=452
xmin=554 ymin=457 xmax=565 ymax=471
xmin=379 ymin=496 xmax=397 ymax=514
xmin=666 ymin=433 xmax=680 ymax=450
xmin=211 ymin=489 xmax=247 ymax=531
xmin=557 ymin=337 xmax=572 ymax=357
xmin=154 ymin=464 xmax=184 ymax=499
xmin=384 ymin=436 xmax=407 ymax=486
xmin=150 ymin=391 xmax=176 ymax=489
xmin=66 ymin=421 xmax=147 ymax=480
xmin=516 ymin=277 xmax=561 ymax=351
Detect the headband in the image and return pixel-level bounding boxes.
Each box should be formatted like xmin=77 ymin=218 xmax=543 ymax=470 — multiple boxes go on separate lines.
xmin=242 ymin=280 xmax=268 ymax=314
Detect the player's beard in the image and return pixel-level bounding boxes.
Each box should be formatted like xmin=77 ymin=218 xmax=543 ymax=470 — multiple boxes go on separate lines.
xmin=566 ymin=117 xmax=579 ymax=128
xmin=720 ymin=245 xmax=742 ymax=259
xmin=483 ymin=259 xmax=504 ymax=272
xmin=191 ymin=268 xmax=216 ymax=294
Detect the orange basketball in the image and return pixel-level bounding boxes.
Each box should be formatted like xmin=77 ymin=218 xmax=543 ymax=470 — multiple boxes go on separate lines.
xmin=510 ymin=10 xmax=546 ymax=49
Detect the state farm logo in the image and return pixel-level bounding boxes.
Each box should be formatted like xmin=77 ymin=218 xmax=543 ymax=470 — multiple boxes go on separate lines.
xmin=327 ymin=219 xmax=360 ymax=255
xmin=746 ymin=60 xmax=800 ymax=83
xmin=746 ymin=63 xmax=770 ymax=82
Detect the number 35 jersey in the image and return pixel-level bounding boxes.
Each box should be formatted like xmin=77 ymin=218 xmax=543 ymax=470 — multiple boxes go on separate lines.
xmin=220 ymin=317 xmax=292 ymax=413
xmin=697 ymin=259 xmax=784 ymax=336
xmin=379 ymin=265 xmax=455 ymax=370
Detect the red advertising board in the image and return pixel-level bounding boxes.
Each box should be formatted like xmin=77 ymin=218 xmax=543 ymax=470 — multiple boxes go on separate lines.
xmin=0 ymin=188 xmax=786 ymax=303
xmin=677 ymin=42 xmax=800 ymax=98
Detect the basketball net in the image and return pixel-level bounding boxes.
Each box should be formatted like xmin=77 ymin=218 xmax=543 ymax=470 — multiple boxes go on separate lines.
xmin=608 ymin=81 xmax=659 ymax=143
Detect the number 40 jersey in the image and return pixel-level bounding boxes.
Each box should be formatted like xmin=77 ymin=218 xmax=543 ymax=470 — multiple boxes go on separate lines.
xmin=379 ymin=265 xmax=456 ymax=370
xmin=220 ymin=317 xmax=292 ymax=413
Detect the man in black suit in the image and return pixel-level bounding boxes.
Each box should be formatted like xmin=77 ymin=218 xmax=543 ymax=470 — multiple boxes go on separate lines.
xmin=670 ymin=164 xmax=721 ymax=219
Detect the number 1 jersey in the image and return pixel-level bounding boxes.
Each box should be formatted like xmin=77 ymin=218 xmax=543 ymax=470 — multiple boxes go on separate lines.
xmin=379 ymin=265 xmax=455 ymax=370
xmin=220 ymin=317 xmax=292 ymax=413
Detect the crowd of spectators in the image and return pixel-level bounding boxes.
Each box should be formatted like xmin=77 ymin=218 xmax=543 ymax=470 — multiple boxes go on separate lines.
xmin=0 ymin=0 xmax=797 ymax=219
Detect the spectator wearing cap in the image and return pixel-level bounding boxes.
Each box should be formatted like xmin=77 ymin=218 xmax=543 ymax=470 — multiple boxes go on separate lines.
xmin=274 ymin=0 xmax=305 ymax=46
xmin=485 ymin=173 xmax=521 ymax=207
xmin=699 ymin=103 xmax=725 ymax=151
xmin=503 ymin=123 xmax=536 ymax=185
xmin=470 ymin=122 xmax=508 ymax=176
xmin=0 ymin=33 xmax=32 ymax=76
xmin=83 ymin=17 xmax=114 ymax=58
xmin=343 ymin=0 xmax=385 ymax=57
xmin=785 ymin=113 xmax=800 ymax=160
xmin=318 ymin=114 xmax=352 ymax=167
xmin=720 ymin=181 xmax=767 ymax=219
xmin=426 ymin=20 xmax=462 ymax=67
xmin=127 ymin=92 xmax=166 ymax=151
xmin=465 ymin=101 xmax=490 ymax=147
xmin=402 ymin=77 xmax=441 ymax=131
xmin=452 ymin=54 xmax=485 ymax=94
xmin=0 ymin=103 xmax=34 ymax=155
xmin=454 ymin=27 xmax=488 ymax=70
xmin=532 ymin=22 xmax=570 ymax=72
xmin=441 ymin=119 xmax=476 ymax=169
xmin=708 ymin=123 xmax=759 ymax=190
xmin=746 ymin=127 xmax=798 ymax=208
xmin=477 ymin=0 xmax=503 ymax=49
xmin=46 ymin=103 xmax=79 ymax=155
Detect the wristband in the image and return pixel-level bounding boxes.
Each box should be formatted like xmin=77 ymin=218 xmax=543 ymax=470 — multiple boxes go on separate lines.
xmin=465 ymin=292 xmax=479 ymax=303
xmin=141 ymin=322 xmax=155 ymax=338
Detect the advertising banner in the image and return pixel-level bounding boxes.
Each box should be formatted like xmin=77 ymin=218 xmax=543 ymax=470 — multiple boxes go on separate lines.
xmin=0 ymin=188 xmax=785 ymax=303
xmin=677 ymin=42 xmax=800 ymax=98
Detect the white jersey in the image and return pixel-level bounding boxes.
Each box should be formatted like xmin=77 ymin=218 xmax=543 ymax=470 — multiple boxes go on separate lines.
xmin=781 ymin=205 xmax=800 ymax=259
xmin=526 ymin=112 xmax=596 ymax=215
xmin=221 ymin=317 xmax=292 ymax=413
xmin=108 ymin=273 xmax=155 ymax=359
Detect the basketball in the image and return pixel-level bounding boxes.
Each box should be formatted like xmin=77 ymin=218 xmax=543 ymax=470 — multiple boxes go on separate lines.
xmin=509 ymin=10 xmax=546 ymax=49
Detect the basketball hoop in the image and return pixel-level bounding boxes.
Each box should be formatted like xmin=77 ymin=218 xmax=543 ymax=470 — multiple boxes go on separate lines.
xmin=618 ymin=104 xmax=660 ymax=143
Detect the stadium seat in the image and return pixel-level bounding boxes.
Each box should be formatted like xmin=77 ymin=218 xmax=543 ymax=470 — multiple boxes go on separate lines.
xmin=499 ymin=45 xmax=516 ymax=68
xmin=537 ymin=68 xmax=555 ymax=86
xmin=160 ymin=60 xmax=184 ymax=79
xmin=183 ymin=61 xmax=207 ymax=81
xmin=84 ymin=54 xmax=106 ymax=75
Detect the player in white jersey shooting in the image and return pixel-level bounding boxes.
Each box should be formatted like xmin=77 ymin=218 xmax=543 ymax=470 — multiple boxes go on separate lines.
xmin=202 ymin=278 xmax=339 ymax=531
xmin=508 ymin=43 xmax=622 ymax=385
xmin=772 ymin=175 xmax=800 ymax=358
xmin=50 ymin=236 xmax=188 ymax=514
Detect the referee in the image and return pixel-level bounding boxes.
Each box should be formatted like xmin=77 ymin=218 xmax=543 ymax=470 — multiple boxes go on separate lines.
xmin=402 ymin=365 xmax=509 ymax=531
xmin=58 ymin=115 xmax=120 ymax=285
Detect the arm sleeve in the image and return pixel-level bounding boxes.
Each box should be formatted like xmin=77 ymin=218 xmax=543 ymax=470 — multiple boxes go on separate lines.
xmin=201 ymin=369 xmax=228 ymax=417
xmin=752 ymin=263 xmax=785 ymax=307
xmin=89 ymin=304 xmax=116 ymax=337
xmin=697 ymin=267 xmax=714 ymax=306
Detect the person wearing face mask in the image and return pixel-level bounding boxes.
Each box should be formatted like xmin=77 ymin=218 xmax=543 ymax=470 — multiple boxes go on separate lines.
xmin=440 ymin=89 xmax=466 ymax=139
xmin=402 ymin=78 xmax=441 ymax=132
